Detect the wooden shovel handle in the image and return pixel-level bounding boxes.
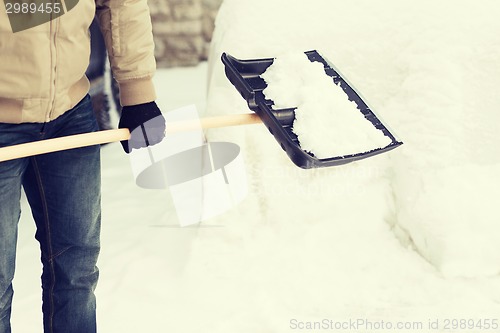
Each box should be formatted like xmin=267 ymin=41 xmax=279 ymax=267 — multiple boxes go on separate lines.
xmin=0 ymin=113 xmax=261 ymax=162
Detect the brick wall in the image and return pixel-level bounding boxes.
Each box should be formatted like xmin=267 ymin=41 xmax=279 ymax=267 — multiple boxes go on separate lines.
xmin=149 ymin=0 xmax=223 ymax=67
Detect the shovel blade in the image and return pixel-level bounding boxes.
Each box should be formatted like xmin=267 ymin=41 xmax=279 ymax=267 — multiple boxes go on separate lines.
xmin=222 ymin=51 xmax=402 ymax=169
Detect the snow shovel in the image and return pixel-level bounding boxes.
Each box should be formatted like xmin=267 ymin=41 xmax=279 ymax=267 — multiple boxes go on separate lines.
xmin=221 ymin=51 xmax=403 ymax=168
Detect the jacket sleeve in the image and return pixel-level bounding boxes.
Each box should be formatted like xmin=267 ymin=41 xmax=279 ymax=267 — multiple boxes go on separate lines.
xmin=95 ymin=0 xmax=157 ymax=106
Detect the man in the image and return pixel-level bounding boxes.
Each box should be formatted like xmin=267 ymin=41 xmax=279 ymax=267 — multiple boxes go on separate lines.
xmin=0 ymin=0 xmax=165 ymax=331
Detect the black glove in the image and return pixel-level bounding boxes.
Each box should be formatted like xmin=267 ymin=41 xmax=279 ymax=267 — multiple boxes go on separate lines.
xmin=118 ymin=101 xmax=166 ymax=153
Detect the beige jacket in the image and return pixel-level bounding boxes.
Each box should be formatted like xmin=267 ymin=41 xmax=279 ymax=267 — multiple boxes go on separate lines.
xmin=0 ymin=0 xmax=157 ymax=123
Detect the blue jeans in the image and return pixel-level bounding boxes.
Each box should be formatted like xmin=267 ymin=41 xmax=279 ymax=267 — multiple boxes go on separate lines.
xmin=0 ymin=95 xmax=101 ymax=333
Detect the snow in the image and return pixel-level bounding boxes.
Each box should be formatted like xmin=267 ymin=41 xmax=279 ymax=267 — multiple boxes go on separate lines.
xmin=207 ymin=0 xmax=500 ymax=277
xmin=261 ymin=52 xmax=392 ymax=158
xmin=10 ymin=0 xmax=500 ymax=332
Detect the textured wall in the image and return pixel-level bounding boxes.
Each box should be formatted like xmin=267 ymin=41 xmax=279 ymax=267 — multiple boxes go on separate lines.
xmin=149 ymin=0 xmax=223 ymax=67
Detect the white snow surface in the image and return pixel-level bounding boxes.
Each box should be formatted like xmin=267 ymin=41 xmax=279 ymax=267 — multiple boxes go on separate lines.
xmin=11 ymin=0 xmax=500 ymax=332
xmin=207 ymin=0 xmax=500 ymax=277
xmin=261 ymin=52 xmax=392 ymax=158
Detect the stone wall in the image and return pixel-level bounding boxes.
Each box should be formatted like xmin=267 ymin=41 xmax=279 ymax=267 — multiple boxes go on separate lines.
xmin=149 ymin=0 xmax=223 ymax=67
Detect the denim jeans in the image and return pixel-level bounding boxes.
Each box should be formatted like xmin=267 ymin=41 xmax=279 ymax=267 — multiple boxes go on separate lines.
xmin=0 ymin=95 xmax=101 ymax=333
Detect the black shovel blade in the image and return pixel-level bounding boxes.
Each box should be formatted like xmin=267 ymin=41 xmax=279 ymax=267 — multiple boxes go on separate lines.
xmin=221 ymin=51 xmax=403 ymax=169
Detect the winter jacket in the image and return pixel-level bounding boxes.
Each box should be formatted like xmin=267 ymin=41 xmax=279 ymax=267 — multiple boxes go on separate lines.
xmin=0 ymin=0 xmax=156 ymax=124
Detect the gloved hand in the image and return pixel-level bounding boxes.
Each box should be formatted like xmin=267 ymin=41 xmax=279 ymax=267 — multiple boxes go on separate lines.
xmin=118 ymin=101 xmax=166 ymax=153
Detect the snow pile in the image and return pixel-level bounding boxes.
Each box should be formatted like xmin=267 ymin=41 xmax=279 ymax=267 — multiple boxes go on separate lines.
xmin=392 ymin=163 xmax=500 ymax=277
xmin=207 ymin=0 xmax=500 ymax=278
xmin=261 ymin=52 xmax=391 ymax=158
xmin=382 ymin=1 xmax=500 ymax=276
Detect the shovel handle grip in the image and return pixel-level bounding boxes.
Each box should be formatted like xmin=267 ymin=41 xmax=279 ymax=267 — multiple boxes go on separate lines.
xmin=0 ymin=113 xmax=261 ymax=162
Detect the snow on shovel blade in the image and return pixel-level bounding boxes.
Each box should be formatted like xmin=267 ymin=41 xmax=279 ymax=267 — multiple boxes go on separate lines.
xmin=221 ymin=51 xmax=403 ymax=169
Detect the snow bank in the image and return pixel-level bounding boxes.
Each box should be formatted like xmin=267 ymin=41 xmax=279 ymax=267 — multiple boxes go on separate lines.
xmin=206 ymin=0 xmax=500 ymax=277
xmin=381 ymin=1 xmax=500 ymax=276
